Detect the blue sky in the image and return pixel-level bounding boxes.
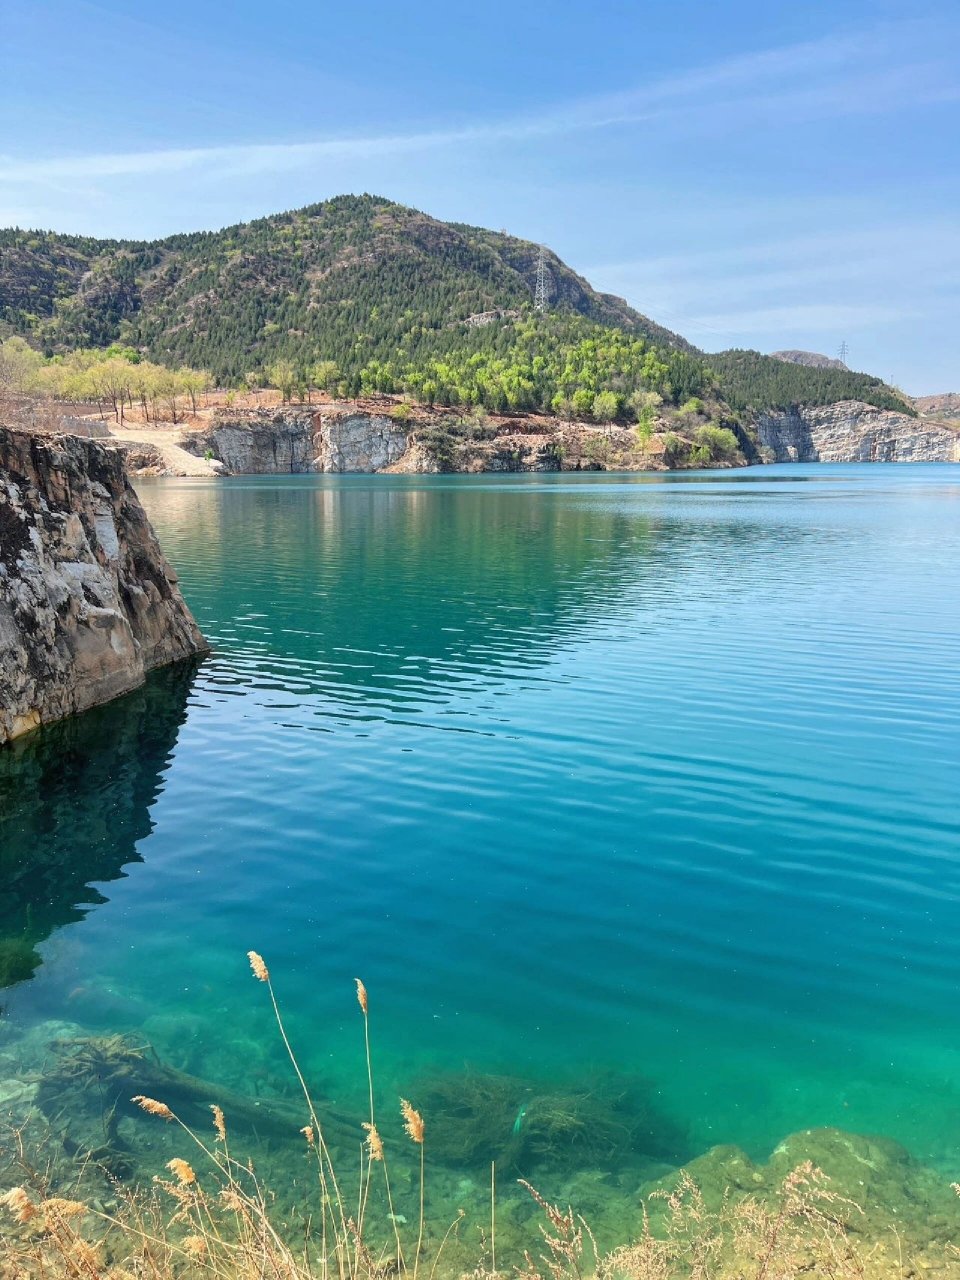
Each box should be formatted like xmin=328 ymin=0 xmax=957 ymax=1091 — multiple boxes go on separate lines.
xmin=2 ymin=0 xmax=958 ymax=393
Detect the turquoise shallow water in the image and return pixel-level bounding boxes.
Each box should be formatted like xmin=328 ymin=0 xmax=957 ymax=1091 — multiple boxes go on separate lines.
xmin=3 ymin=464 xmax=960 ymax=1185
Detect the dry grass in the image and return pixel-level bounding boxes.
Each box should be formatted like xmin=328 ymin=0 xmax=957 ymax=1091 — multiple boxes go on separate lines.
xmin=0 ymin=955 xmax=947 ymax=1280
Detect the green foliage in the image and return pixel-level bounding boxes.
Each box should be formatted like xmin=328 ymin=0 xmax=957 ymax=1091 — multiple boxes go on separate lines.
xmin=662 ymin=433 xmax=687 ymax=467
xmin=710 ymin=349 xmax=913 ymax=416
xmin=266 ymin=358 xmax=297 ymax=402
xmin=0 ymin=197 xmax=910 ymax=422
xmin=0 ymin=337 xmax=210 ymax=423
xmin=0 ymin=334 xmax=43 ymax=394
xmin=592 ymin=390 xmax=620 ymax=422
xmin=693 ymin=424 xmax=740 ymax=462
xmin=310 ymin=359 xmax=340 ymax=392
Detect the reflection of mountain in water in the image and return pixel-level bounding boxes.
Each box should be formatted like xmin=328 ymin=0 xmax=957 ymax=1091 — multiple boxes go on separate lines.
xmin=142 ymin=478 xmax=821 ymax=722
xmin=143 ymin=480 xmax=670 ymax=703
xmin=0 ymin=660 xmax=200 ymax=989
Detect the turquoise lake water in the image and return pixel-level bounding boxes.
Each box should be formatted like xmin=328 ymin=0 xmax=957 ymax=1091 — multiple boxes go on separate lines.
xmin=2 ymin=464 xmax=960 ymax=1197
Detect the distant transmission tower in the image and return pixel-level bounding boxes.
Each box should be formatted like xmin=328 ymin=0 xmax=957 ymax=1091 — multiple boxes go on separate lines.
xmin=837 ymin=340 xmax=849 ymax=363
xmin=534 ymin=246 xmax=548 ymax=312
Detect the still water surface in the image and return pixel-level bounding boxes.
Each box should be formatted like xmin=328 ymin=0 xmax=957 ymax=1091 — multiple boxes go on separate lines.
xmin=3 ymin=465 xmax=960 ymax=1178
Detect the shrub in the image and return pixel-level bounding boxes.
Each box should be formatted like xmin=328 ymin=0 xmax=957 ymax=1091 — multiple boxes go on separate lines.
xmin=679 ymin=396 xmax=705 ymax=415
xmin=694 ymin=424 xmax=740 ymax=462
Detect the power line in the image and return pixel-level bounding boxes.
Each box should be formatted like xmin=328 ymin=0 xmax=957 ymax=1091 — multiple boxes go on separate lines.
xmin=838 ymin=340 xmax=849 ymax=364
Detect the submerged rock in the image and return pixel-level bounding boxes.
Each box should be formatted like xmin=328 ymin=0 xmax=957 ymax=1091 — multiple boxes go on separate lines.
xmin=0 ymin=427 xmax=208 ymax=743
xmin=642 ymin=1125 xmax=960 ymax=1272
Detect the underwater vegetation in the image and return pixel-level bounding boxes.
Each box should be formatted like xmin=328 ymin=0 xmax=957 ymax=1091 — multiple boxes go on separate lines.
xmin=2 ymin=959 xmax=960 ymax=1279
xmin=415 ymin=1068 xmax=689 ymax=1173
xmin=0 ymin=936 xmax=42 ymax=988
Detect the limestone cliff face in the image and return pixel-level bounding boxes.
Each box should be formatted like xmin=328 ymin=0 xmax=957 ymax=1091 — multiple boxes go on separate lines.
xmin=184 ymin=407 xmax=410 ymax=474
xmin=0 ymin=427 xmax=208 ymax=744
xmin=181 ymin=410 xmax=315 ymax=473
xmin=313 ymin=411 xmax=409 ymax=472
xmin=756 ymin=401 xmax=960 ymax=463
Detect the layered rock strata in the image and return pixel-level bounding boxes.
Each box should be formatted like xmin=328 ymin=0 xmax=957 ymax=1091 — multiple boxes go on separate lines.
xmin=0 ymin=427 xmax=208 ymax=744
xmin=757 ymin=401 xmax=960 ymax=462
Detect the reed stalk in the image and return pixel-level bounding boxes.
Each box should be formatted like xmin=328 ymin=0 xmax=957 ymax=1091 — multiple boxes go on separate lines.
xmin=355 ymin=977 xmax=405 ymax=1272
xmin=248 ymin=951 xmax=350 ymax=1278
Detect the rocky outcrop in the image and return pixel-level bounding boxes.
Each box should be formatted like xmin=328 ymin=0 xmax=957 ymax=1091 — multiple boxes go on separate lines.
xmin=314 ymin=411 xmax=409 ymax=472
xmin=0 ymin=427 xmax=208 ymax=744
xmin=182 ymin=407 xmax=422 ymax=473
xmin=756 ymin=400 xmax=960 ymax=463
xmin=914 ymin=392 xmax=960 ymax=421
xmin=770 ymin=349 xmax=849 ymax=371
xmin=181 ymin=410 xmax=315 ymax=473
xmin=179 ymin=407 xmax=734 ymax=475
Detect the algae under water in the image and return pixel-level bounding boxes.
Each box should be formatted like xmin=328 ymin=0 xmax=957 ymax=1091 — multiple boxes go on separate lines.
xmin=2 ymin=466 xmax=960 ymax=1239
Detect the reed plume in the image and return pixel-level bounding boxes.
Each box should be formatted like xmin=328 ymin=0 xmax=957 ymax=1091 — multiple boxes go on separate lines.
xmin=361 ymin=1123 xmax=383 ymax=1163
xmin=247 ymin=951 xmax=269 ymax=982
xmin=41 ymin=1199 xmax=87 ymax=1220
xmin=355 ymin=977 xmax=403 ymax=1271
xmin=182 ymin=1234 xmax=208 ymax=1258
xmin=401 ymin=1099 xmax=426 ymax=1280
xmin=211 ymin=1105 xmax=227 ymax=1143
xmin=355 ymin=978 xmax=368 ymax=1015
xmin=1 ymin=1187 xmax=37 ymax=1224
xmin=167 ymin=1159 xmax=197 ymax=1186
xmin=131 ymin=1096 xmax=173 ymax=1121
xmin=400 ymin=1099 xmax=424 ymax=1146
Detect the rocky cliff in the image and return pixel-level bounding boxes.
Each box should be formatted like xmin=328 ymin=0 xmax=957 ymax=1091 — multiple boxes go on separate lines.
xmin=756 ymin=401 xmax=960 ymax=463
xmin=176 ymin=406 xmax=712 ymax=475
xmin=0 ymin=427 xmax=208 ymax=744
xmin=181 ymin=410 xmax=315 ymax=473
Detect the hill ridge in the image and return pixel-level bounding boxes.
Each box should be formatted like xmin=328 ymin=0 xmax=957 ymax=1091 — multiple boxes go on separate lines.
xmin=0 ymin=193 xmax=910 ymax=418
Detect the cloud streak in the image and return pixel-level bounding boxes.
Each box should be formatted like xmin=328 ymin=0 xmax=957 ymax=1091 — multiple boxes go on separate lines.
xmin=585 ymin=220 xmax=960 ymax=352
xmin=1 ymin=19 xmax=954 ymax=189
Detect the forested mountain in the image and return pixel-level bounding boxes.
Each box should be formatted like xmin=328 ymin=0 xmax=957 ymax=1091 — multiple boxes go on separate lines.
xmin=710 ymin=350 xmax=909 ymax=417
xmin=0 ymin=194 xmax=911 ymax=417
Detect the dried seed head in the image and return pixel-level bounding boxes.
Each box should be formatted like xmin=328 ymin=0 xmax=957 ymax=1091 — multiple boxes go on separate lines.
xmin=211 ymin=1105 xmax=227 ymax=1142
xmin=132 ymin=1095 xmax=174 ymax=1120
xmin=70 ymin=1239 xmax=100 ymax=1269
xmin=183 ymin=1234 xmax=208 ymax=1257
xmin=355 ymin=978 xmax=368 ymax=1015
xmin=301 ymin=1125 xmax=315 ymax=1147
xmin=167 ymin=1159 xmax=196 ymax=1186
xmin=362 ymin=1122 xmax=384 ymax=1161
xmin=400 ymin=1098 xmax=424 ymax=1144
xmin=41 ymin=1198 xmax=87 ymax=1219
xmin=153 ymin=1175 xmax=194 ymax=1213
xmin=1 ymin=1187 xmax=37 ymax=1224
xmin=248 ymin=950 xmax=269 ymax=982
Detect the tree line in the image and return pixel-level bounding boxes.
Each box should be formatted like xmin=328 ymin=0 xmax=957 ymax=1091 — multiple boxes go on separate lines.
xmin=0 ymin=338 xmax=212 ymax=424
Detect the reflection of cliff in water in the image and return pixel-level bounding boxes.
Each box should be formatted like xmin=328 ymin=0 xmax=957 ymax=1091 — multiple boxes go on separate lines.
xmin=0 ymin=660 xmax=200 ymax=990
xmin=140 ymin=477 xmax=829 ymax=717
xmin=140 ymin=479 xmax=667 ymax=702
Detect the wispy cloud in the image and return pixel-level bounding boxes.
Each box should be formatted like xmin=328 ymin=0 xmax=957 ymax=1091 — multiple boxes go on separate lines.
xmin=1 ymin=20 xmax=954 ymax=189
xmin=585 ymin=221 xmax=960 ymax=351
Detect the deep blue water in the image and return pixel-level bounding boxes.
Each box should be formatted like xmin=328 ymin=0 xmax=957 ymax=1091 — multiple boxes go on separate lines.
xmin=3 ymin=464 xmax=960 ymax=1181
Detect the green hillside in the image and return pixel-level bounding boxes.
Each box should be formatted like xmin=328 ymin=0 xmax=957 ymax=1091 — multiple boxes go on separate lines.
xmin=0 ymin=194 xmax=912 ymax=418
xmin=709 ymin=349 xmax=910 ymax=417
